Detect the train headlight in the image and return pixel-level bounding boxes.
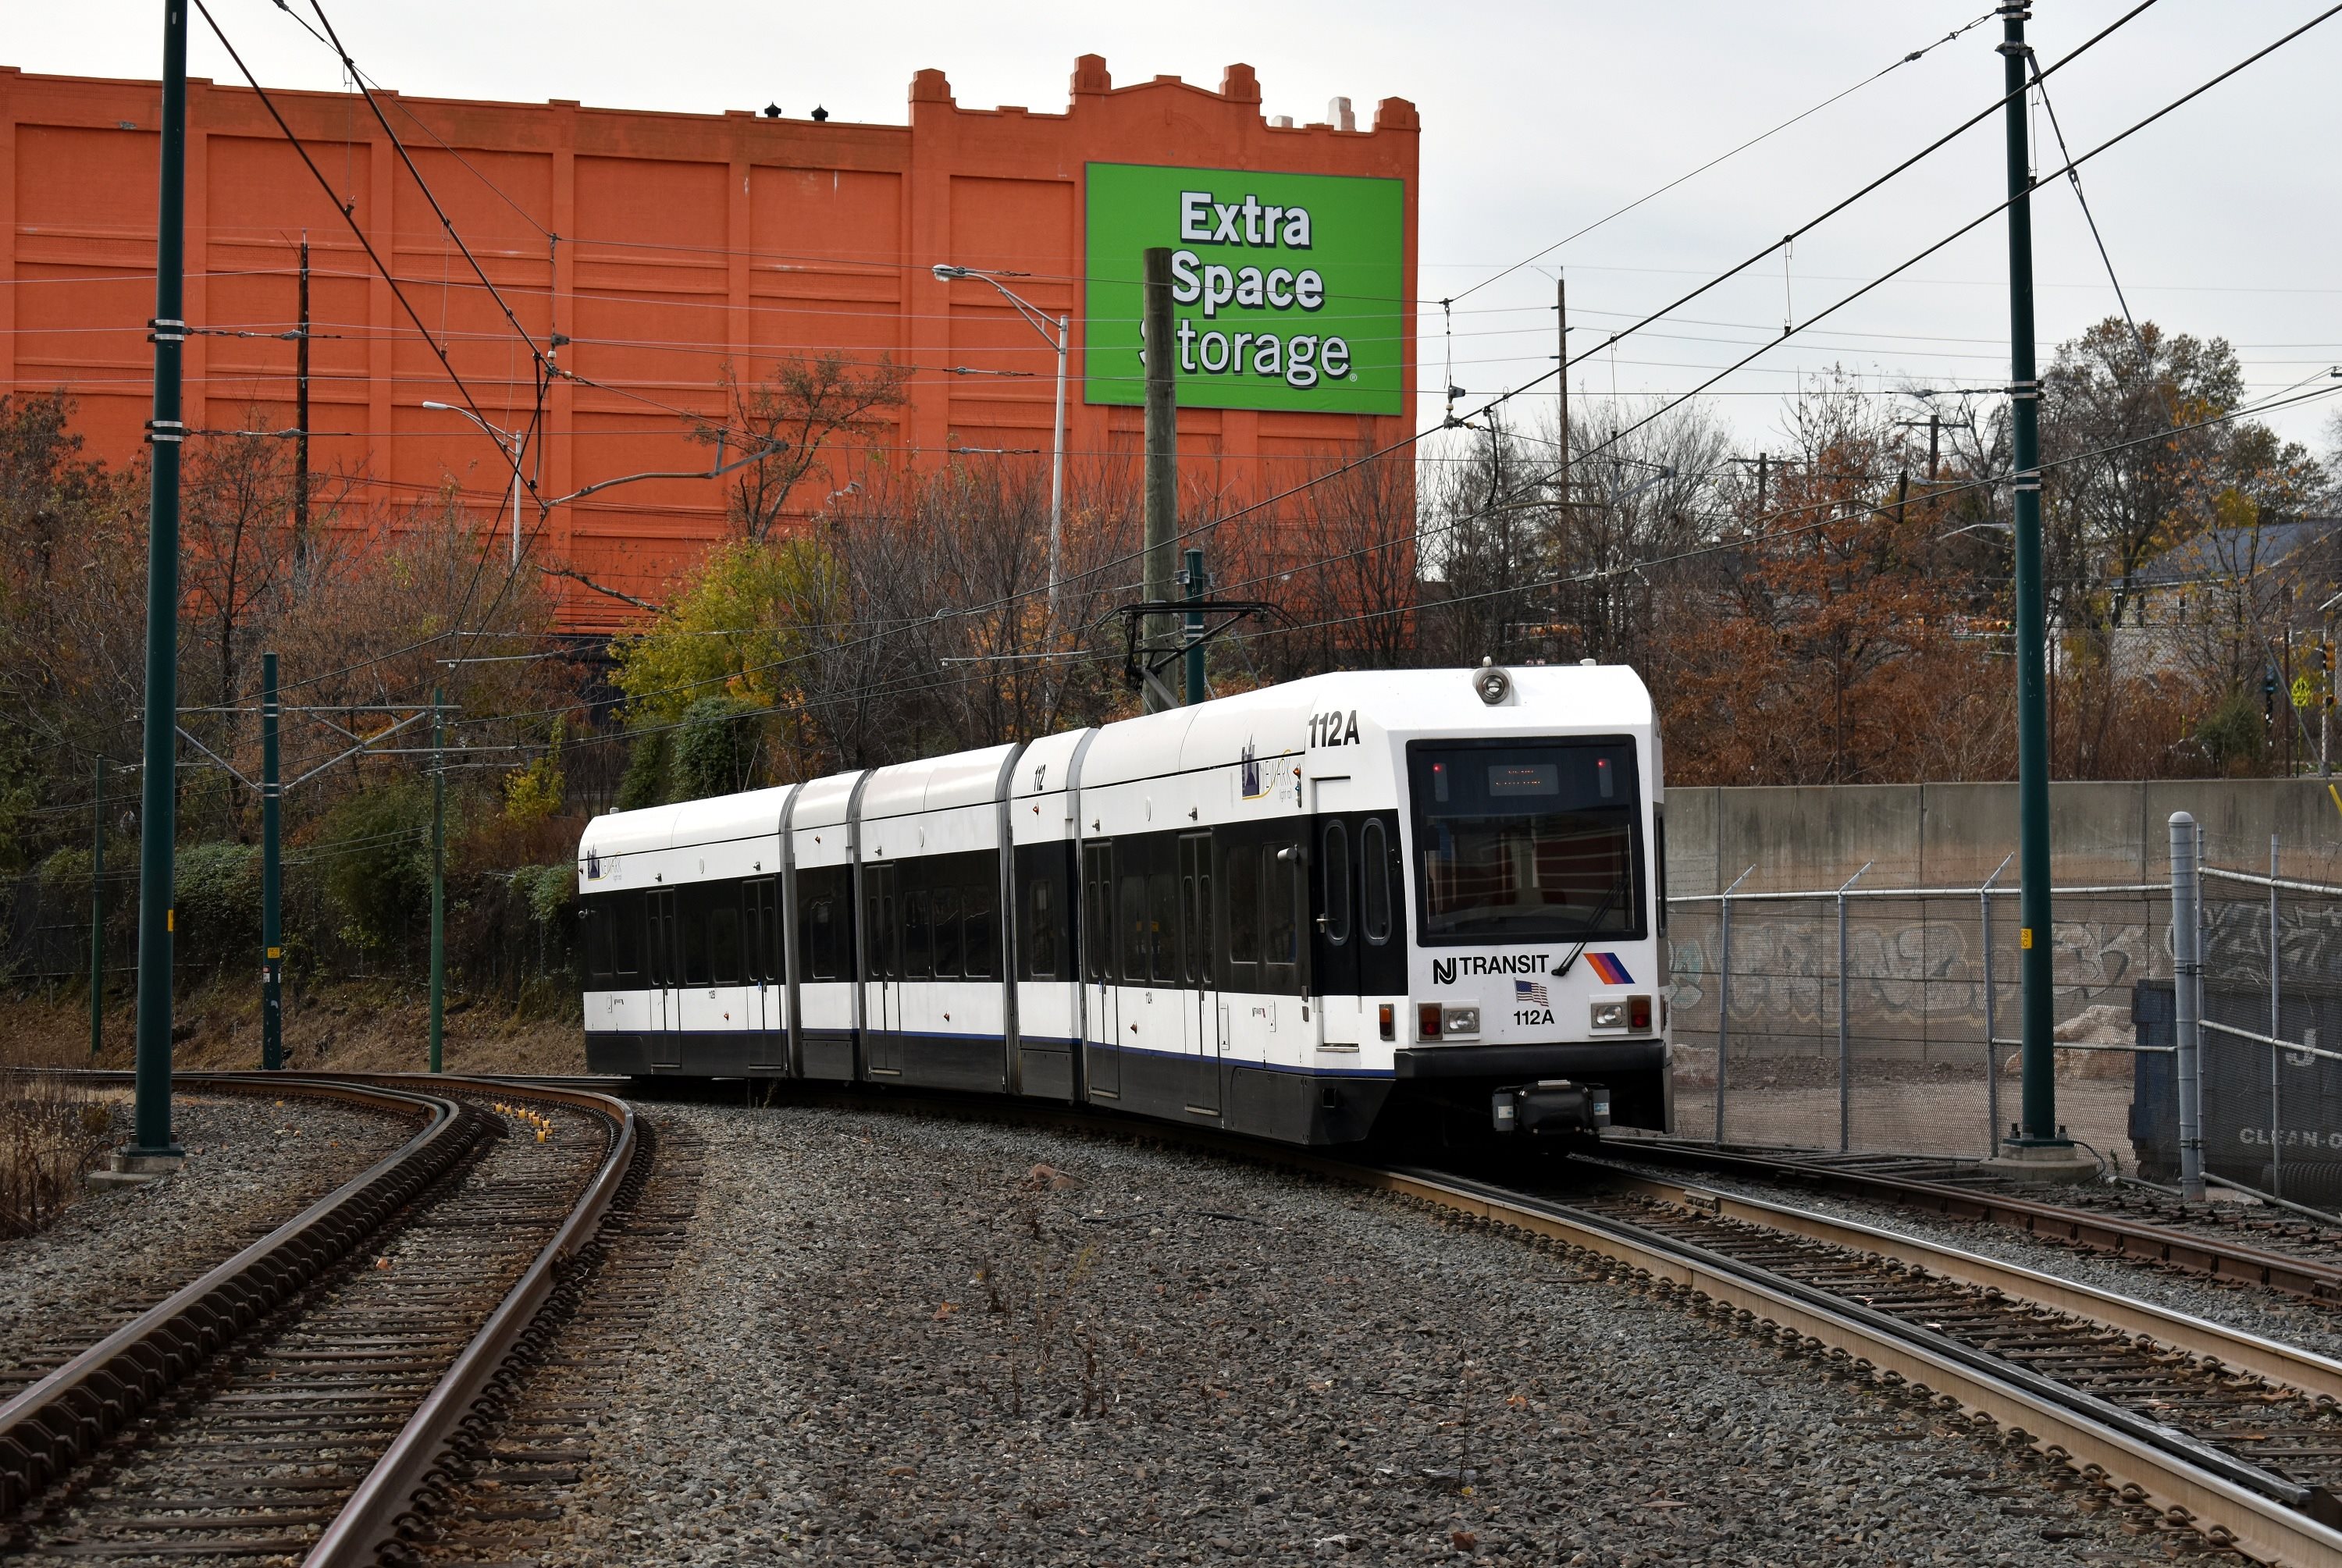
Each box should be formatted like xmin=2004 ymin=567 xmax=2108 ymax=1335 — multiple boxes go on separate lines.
xmin=1441 ymin=1005 xmax=1481 ymax=1037
xmin=1590 ymin=1000 xmax=1627 ymax=1029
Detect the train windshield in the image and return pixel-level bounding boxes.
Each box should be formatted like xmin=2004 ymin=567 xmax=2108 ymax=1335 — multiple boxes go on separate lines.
xmin=1408 ymin=739 xmax=1642 ymax=943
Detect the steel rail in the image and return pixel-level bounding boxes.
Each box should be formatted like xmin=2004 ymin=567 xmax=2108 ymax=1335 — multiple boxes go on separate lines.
xmin=0 ymin=1075 xmax=483 ymax=1514
xmin=1611 ymin=1137 xmax=2342 ymax=1300
xmin=1586 ymin=1161 xmax=2342 ymax=1406
xmin=300 ymin=1074 xmax=637 ymax=1568
xmin=1334 ymin=1160 xmax=2342 ymax=1565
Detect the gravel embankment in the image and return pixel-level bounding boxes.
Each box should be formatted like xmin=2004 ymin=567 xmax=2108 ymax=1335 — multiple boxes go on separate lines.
xmin=570 ymin=1104 xmax=2148 ymax=1566
xmin=1603 ymin=1157 xmax=2342 ymax=1362
xmin=0 ymin=1089 xmax=414 ymax=1369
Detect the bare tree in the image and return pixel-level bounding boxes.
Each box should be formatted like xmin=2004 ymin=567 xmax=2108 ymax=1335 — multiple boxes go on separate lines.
xmin=692 ymin=354 xmax=910 ymax=543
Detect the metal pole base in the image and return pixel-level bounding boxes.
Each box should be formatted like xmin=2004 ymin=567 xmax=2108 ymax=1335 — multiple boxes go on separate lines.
xmin=92 ymin=1148 xmax=186 ymax=1189
xmin=1980 ymin=1140 xmax=2098 ymax=1185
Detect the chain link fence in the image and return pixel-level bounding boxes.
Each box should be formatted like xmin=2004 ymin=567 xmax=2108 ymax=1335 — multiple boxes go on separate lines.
xmin=1667 ymin=839 xmax=2342 ymax=1188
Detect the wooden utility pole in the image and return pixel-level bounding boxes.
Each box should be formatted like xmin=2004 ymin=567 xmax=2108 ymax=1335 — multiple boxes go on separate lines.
xmin=1141 ymin=247 xmax=1178 ymax=713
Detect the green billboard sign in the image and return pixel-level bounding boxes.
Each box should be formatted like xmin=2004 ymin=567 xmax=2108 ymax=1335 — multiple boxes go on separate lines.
xmin=1083 ymin=162 xmax=1404 ymax=415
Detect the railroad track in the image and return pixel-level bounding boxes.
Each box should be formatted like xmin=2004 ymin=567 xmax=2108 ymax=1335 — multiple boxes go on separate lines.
xmin=0 ymin=1072 xmax=658 ymax=1567
xmin=1611 ymin=1136 xmax=2342 ymax=1303
xmin=1338 ymin=1156 xmax=2342 ymax=1566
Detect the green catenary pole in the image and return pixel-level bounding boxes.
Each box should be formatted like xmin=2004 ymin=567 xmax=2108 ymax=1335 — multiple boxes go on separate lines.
xmin=1183 ymin=546 xmax=1207 ymax=706
xmin=2002 ymin=2 xmax=2062 ymax=1148
xmin=261 ymin=651 xmax=282 ymax=1071
xmin=130 ymin=0 xmax=188 ymax=1158
xmin=429 ymin=687 xmax=445 ymax=1075
xmin=89 ymin=754 xmax=105 ymax=1061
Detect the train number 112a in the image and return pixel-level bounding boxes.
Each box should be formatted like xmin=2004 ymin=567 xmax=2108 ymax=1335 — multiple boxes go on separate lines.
xmin=1310 ymin=709 xmax=1360 ymax=748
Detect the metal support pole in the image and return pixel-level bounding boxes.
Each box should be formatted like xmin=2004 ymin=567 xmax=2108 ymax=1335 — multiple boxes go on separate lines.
xmin=1141 ymin=247 xmax=1178 ymax=713
xmin=90 ymin=755 xmax=106 ymax=1061
xmin=2270 ymin=833 xmax=2282 ymax=1196
xmin=1048 ymin=315 xmax=1068 ymax=616
xmin=2001 ymin=1 xmax=2064 ymax=1150
xmin=261 ymin=652 xmax=283 ymax=1071
xmin=293 ymin=237 xmax=309 ymax=569
xmin=130 ymin=0 xmax=188 ymax=1161
xmin=1714 ymin=865 xmax=1753 ymax=1145
xmin=429 ymin=688 xmax=445 ymax=1075
xmin=1981 ymin=851 xmax=2012 ymax=1155
xmin=1837 ymin=861 xmax=1870 ymax=1154
xmin=2171 ymin=811 xmax=2205 ymax=1201
xmin=507 ymin=431 xmax=522 ymax=567
xmin=1556 ymin=274 xmax=1569 ymax=512
xmin=1182 ymin=546 xmax=1208 ymax=706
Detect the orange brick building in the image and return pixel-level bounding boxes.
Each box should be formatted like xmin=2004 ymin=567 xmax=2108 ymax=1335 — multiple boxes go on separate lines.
xmin=0 ymin=56 xmax=1418 ymax=627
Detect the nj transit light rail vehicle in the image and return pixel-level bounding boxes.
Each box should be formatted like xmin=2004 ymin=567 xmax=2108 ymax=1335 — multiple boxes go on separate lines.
xmin=575 ymin=663 xmax=1671 ymax=1146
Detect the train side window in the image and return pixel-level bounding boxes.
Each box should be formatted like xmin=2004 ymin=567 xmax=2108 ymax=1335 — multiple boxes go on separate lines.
xmin=1322 ymin=821 xmax=1351 ymax=945
xmin=904 ymin=888 xmax=933 ymax=979
xmin=1148 ymin=867 xmax=1180 ymax=985
xmin=965 ymin=881 xmax=997 ymax=979
xmin=585 ymin=898 xmax=614 ymax=983
xmin=1178 ymin=835 xmax=1211 ymax=987
xmin=1025 ymin=880 xmax=1058 ymax=980
xmin=1118 ymin=864 xmax=1148 ymax=983
xmin=708 ymin=894 xmax=742 ymax=986
xmin=931 ymin=887 xmax=963 ymax=977
xmin=1361 ymin=820 xmax=1393 ymax=944
xmin=610 ymin=893 xmax=642 ymax=979
xmin=1083 ymin=845 xmax=1112 ymax=983
xmin=807 ymin=898 xmax=836 ymax=980
xmin=1265 ymin=844 xmax=1301 ymax=970
xmin=681 ymin=891 xmax=711 ymax=987
xmin=1226 ymin=844 xmax=1260 ymax=971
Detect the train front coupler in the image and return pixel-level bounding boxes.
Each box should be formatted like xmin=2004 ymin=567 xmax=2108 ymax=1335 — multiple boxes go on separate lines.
xmin=1490 ymin=1079 xmax=1611 ymax=1136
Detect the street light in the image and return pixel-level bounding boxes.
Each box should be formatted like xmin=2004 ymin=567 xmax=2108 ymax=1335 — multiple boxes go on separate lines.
xmin=932 ymin=263 xmax=1070 ymax=613
xmin=421 ymin=400 xmax=525 ymax=566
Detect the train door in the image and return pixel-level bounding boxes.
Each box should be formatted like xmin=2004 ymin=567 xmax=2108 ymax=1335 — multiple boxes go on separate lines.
xmin=646 ymin=887 xmax=682 ymax=1066
xmin=1082 ymin=842 xmax=1119 ymax=1099
xmin=744 ymin=876 xmax=783 ymax=1068
xmin=1180 ymin=832 xmax=1221 ymax=1115
xmin=863 ymin=862 xmax=899 ymax=1075
xmin=1315 ymin=819 xmax=1360 ymax=1047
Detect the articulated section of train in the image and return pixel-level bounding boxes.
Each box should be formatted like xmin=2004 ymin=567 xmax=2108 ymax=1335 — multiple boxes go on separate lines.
xmin=576 ymin=664 xmax=1671 ymax=1147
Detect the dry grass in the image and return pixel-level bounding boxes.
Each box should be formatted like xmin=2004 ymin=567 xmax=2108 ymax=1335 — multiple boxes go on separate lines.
xmin=0 ymin=1071 xmax=117 ymax=1238
xmin=0 ymin=980 xmax=587 ymax=1079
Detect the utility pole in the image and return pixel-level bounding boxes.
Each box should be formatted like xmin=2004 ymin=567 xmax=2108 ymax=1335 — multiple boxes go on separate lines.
xmin=261 ymin=652 xmax=283 ymax=1071
xmin=1556 ymin=274 xmax=1570 ymax=514
xmin=1183 ymin=546 xmax=1208 ymax=705
xmin=293 ymin=237 xmax=309 ymax=569
xmin=89 ymin=756 xmax=105 ymax=1061
xmin=1996 ymin=1 xmax=2080 ymax=1173
xmin=429 ymin=686 xmax=446 ymax=1074
xmin=127 ymin=0 xmax=188 ymax=1170
xmin=1141 ymin=247 xmax=1178 ymax=713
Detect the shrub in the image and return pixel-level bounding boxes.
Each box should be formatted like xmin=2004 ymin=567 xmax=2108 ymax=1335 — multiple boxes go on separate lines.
xmin=614 ymin=728 xmax=669 ymax=812
xmin=669 ymin=696 xmax=762 ymax=802
xmin=317 ymin=781 xmax=432 ymax=951
xmin=175 ymin=841 xmax=260 ymax=960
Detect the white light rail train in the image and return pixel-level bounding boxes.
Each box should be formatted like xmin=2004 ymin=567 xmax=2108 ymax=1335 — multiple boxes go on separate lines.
xmin=575 ymin=663 xmax=1671 ymax=1146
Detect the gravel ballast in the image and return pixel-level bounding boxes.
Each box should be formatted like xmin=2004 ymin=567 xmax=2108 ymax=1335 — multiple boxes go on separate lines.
xmin=570 ymin=1103 xmax=2156 ymax=1566
xmin=0 ymin=1088 xmax=413 ymax=1370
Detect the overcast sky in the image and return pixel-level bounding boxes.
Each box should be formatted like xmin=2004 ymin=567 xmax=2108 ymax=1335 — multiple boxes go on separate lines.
xmin=14 ymin=0 xmax=2342 ymax=457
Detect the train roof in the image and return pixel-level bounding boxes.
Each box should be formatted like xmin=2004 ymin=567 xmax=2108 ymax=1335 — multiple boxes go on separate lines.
xmin=861 ymin=741 xmax=1021 ymax=823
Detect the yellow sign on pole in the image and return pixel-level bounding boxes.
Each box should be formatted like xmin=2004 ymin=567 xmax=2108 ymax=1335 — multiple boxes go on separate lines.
xmin=2294 ymin=675 xmax=2316 ymax=709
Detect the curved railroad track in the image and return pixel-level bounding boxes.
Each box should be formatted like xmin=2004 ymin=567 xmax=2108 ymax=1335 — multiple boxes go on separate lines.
xmin=0 ymin=1072 xmax=651 ymax=1568
xmin=1610 ymin=1136 xmax=2342 ymax=1303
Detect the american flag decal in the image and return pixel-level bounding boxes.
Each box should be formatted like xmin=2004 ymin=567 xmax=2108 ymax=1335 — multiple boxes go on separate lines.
xmin=1514 ymin=978 xmax=1550 ymax=1005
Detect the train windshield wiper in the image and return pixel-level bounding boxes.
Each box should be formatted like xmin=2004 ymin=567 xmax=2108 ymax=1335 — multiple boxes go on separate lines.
xmin=1550 ymin=875 xmax=1625 ymax=980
